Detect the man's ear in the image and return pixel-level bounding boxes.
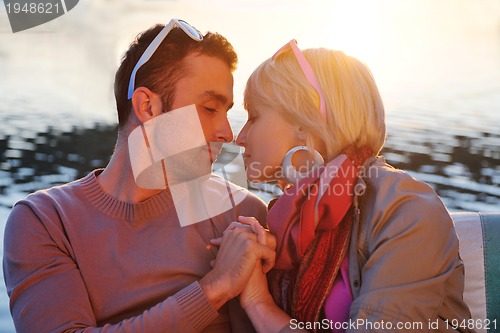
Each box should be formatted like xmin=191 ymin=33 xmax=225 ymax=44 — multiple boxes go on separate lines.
xmin=130 ymin=87 xmax=163 ymax=124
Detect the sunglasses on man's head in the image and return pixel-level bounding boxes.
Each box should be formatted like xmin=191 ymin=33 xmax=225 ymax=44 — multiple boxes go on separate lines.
xmin=272 ymin=39 xmax=327 ymax=121
xmin=127 ymin=18 xmax=203 ymax=99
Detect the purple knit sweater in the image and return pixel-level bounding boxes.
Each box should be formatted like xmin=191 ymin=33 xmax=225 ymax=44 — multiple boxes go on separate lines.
xmin=3 ymin=170 xmax=267 ymax=333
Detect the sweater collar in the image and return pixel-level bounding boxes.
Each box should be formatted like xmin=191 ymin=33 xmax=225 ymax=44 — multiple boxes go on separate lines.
xmin=81 ymin=169 xmax=174 ymax=222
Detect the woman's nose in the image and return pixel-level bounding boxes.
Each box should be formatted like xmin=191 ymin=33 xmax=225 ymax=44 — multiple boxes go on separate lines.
xmin=235 ymin=125 xmax=247 ymax=147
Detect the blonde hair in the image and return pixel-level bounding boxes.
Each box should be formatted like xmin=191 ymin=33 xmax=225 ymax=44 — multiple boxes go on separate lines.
xmin=244 ymin=47 xmax=386 ymax=161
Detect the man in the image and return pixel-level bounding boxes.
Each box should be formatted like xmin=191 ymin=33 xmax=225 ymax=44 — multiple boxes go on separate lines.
xmin=3 ymin=19 xmax=271 ymax=332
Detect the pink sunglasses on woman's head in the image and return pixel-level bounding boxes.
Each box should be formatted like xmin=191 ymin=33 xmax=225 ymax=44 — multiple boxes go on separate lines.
xmin=272 ymin=39 xmax=327 ymax=120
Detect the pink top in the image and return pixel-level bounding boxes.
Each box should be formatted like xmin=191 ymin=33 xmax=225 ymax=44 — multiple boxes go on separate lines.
xmin=324 ymin=255 xmax=353 ymax=333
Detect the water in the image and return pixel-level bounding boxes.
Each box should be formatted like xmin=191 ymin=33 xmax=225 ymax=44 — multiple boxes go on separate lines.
xmin=1 ymin=0 xmax=499 ymax=331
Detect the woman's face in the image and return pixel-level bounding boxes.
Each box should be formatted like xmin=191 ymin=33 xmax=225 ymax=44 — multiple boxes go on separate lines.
xmin=236 ymin=102 xmax=301 ymax=183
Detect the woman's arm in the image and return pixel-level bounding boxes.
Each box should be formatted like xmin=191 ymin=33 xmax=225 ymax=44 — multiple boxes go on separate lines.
xmin=240 ymin=263 xmax=306 ymax=333
xmin=348 ymin=173 xmax=471 ymax=331
xmin=213 ymin=216 xmax=308 ymax=333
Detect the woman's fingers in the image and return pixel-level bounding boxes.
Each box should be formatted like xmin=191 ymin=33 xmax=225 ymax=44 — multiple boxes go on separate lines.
xmin=259 ymin=243 xmax=276 ymax=273
xmin=237 ymin=216 xmax=277 ymax=251
xmin=210 ymin=237 xmax=223 ymax=246
xmin=209 ymin=217 xmax=276 ymax=273
xmin=237 ymin=216 xmax=266 ymax=244
xmin=226 ymin=221 xmax=252 ymax=232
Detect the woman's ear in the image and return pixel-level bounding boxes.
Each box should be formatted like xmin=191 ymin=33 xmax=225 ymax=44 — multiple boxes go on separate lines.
xmin=130 ymin=87 xmax=163 ymax=124
xmin=297 ymin=126 xmax=307 ymax=144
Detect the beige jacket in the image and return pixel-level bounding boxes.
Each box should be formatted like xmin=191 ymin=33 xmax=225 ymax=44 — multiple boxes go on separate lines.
xmin=346 ymin=157 xmax=472 ymax=332
xmin=280 ymin=157 xmax=472 ymax=333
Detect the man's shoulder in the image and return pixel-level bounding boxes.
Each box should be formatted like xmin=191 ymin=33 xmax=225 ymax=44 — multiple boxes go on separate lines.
xmin=208 ymin=174 xmax=268 ymax=225
xmin=14 ymin=171 xmax=95 ymax=212
xmin=211 ymin=174 xmax=265 ymax=202
xmin=5 ymin=171 xmax=97 ymax=236
xmin=238 ymin=189 xmax=267 ymax=213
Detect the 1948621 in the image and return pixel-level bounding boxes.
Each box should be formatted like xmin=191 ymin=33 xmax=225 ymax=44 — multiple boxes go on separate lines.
xmin=5 ymin=2 xmax=62 ymax=14
xmin=445 ymin=319 xmax=497 ymax=330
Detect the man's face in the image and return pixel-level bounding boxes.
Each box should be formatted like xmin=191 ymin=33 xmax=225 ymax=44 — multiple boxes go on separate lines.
xmin=127 ymin=53 xmax=235 ymax=189
xmin=170 ymin=53 xmax=235 ymax=161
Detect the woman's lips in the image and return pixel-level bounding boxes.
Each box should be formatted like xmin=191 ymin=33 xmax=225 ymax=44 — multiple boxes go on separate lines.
xmin=242 ymin=153 xmax=251 ymax=165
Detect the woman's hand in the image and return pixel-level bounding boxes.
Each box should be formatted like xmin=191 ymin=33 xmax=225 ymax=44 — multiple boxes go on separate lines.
xmin=234 ymin=217 xmax=276 ymax=308
xmin=201 ymin=216 xmax=275 ymax=309
xmin=210 ymin=216 xmax=277 ymax=273
xmin=211 ymin=216 xmax=294 ymax=333
xmin=239 ymin=260 xmax=274 ymax=310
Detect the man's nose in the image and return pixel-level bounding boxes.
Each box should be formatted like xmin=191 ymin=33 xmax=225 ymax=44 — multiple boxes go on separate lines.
xmin=217 ymin=116 xmax=234 ymax=143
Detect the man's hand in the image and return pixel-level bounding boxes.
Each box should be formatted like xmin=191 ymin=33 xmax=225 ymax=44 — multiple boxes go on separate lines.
xmin=199 ymin=216 xmax=276 ymax=310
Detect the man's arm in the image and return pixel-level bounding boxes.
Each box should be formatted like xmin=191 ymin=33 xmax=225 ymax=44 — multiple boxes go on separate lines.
xmin=3 ymin=203 xmax=265 ymax=333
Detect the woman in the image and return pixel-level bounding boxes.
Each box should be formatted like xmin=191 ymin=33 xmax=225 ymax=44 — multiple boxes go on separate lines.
xmin=232 ymin=40 xmax=472 ymax=332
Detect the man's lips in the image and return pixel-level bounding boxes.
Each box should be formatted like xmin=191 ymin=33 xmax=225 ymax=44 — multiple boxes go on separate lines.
xmin=205 ymin=143 xmax=223 ymax=161
xmin=207 ymin=146 xmax=221 ymax=156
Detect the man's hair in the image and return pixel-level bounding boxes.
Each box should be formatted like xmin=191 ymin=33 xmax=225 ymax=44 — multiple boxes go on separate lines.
xmin=114 ymin=24 xmax=238 ymax=127
xmin=244 ymin=48 xmax=386 ymax=161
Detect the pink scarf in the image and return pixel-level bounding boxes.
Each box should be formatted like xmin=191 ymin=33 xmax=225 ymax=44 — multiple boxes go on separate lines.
xmin=267 ymin=146 xmax=373 ymax=330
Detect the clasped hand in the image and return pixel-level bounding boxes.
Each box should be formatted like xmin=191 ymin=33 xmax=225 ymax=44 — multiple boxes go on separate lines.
xmin=210 ymin=216 xmax=277 ymax=308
